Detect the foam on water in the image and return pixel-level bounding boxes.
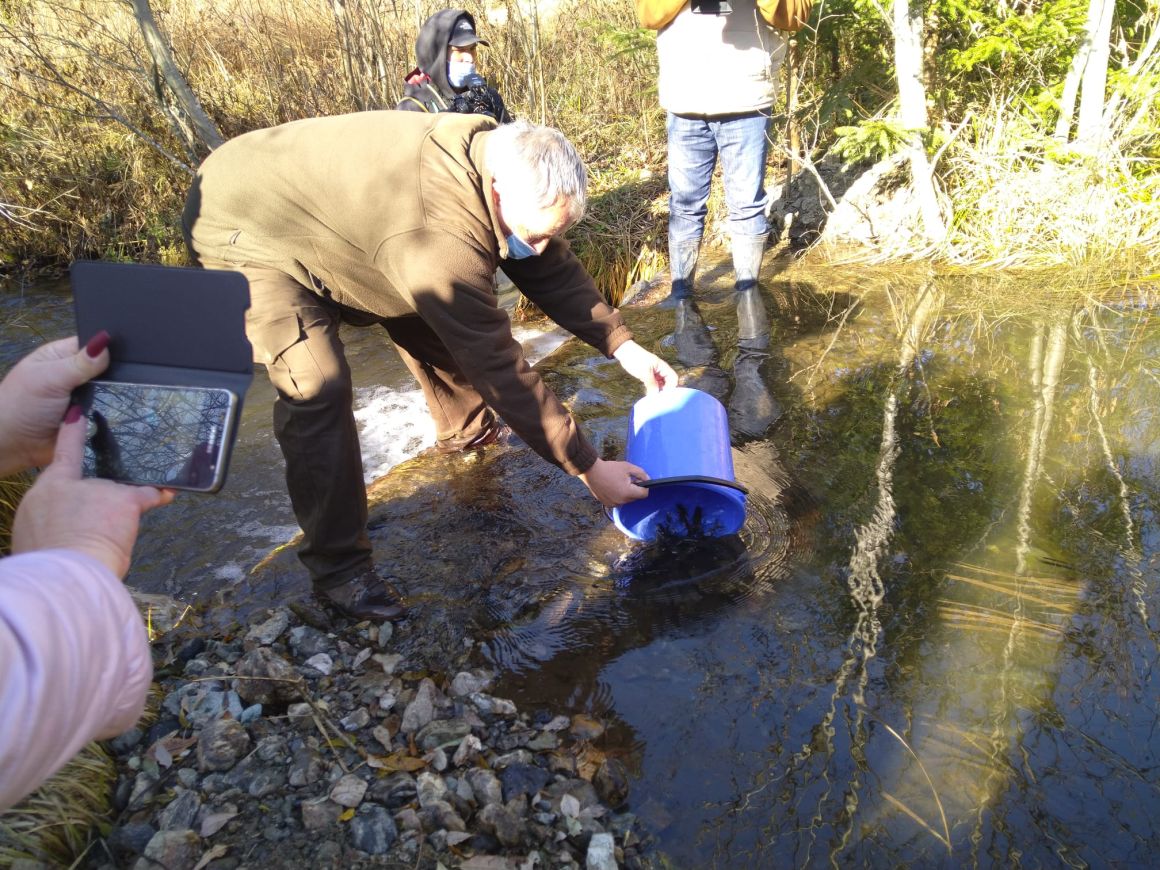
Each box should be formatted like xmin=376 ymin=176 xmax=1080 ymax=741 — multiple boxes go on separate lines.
xmin=354 ymin=323 xmax=569 ymax=482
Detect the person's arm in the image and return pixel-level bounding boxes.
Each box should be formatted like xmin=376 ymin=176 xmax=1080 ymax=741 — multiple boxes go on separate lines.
xmin=382 ymin=229 xmax=600 ymax=474
xmin=499 ymin=236 xmax=633 ymax=358
xmin=0 ymin=549 xmax=152 ymax=811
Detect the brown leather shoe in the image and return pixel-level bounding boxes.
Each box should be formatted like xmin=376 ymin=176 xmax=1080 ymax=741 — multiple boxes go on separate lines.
xmin=314 ymin=571 xmax=407 ymax=622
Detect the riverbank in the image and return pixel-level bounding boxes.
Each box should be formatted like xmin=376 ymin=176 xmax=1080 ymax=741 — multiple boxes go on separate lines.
xmin=87 ymin=600 xmax=643 ymax=870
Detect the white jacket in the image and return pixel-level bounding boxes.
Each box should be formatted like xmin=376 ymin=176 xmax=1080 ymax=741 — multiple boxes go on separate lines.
xmin=656 ymin=0 xmax=787 ymax=116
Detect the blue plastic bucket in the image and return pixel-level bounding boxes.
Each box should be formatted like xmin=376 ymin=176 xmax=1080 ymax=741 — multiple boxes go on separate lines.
xmin=612 ymin=387 xmax=747 ymax=541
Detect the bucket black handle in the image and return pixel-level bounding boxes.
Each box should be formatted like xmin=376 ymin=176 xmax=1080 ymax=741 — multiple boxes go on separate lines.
xmin=634 ymin=475 xmax=749 ymax=495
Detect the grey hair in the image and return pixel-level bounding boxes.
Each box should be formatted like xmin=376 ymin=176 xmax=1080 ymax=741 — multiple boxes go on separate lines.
xmin=485 ymin=120 xmax=588 ymax=219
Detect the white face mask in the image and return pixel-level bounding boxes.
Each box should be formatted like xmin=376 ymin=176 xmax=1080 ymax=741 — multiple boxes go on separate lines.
xmin=448 ymin=59 xmax=478 ymax=89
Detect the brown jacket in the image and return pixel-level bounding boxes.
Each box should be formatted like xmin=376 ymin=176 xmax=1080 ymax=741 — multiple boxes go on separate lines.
xmin=184 ymin=111 xmax=631 ymax=475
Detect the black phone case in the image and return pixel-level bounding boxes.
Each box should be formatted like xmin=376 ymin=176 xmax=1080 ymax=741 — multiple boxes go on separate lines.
xmin=71 ymin=260 xmax=254 ymax=488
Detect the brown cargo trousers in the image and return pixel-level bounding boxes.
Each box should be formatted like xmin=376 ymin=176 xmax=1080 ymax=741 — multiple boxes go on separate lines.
xmin=203 ymin=260 xmax=495 ymax=586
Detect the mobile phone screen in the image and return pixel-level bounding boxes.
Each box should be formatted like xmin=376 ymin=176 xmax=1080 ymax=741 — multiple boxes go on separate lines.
xmin=78 ymin=381 xmax=238 ymax=491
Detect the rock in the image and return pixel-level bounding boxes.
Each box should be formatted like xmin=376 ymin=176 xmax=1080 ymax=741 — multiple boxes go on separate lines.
xmin=245 ymin=610 xmax=290 ymax=647
xmin=452 ymin=734 xmax=483 ymax=767
xmin=136 ymin=829 xmax=200 ymax=870
xmin=288 ymin=625 xmax=332 ymax=658
xmin=158 ymin=790 xmax=201 ymax=831
xmin=287 ymin=702 xmax=313 ymax=729
xmin=330 ymin=773 xmax=368 ymax=808
xmin=545 ymin=779 xmax=601 ymax=814
xmin=303 ymin=653 xmax=333 ymax=675
xmin=373 ymin=652 xmax=403 ymax=674
xmin=301 ymin=796 xmax=343 ymax=830
xmin=401 ymin=678 xmax=438 ymax=733
xmin=500 ymin=763 xmax=551 ymax=802
xmin=477 ymin=802 xmax=526 ymax=848
xmin=176 ymin=767 xmax=199 ymax=789
xmin=427 ymin=747 xmax=448 ymax=772
xmin=586 ymin=832 xmax=617 ymax=870
xmin=352 ymin=647 xmax=373 ymax=669
xmin=340 ymin=708 xmax=370 ymax=731
xmin=349 ymin=803 xmax=398 ymax=854
xmin=449 ymin=670 xmax=493 ymax=697
xmin=109 ymin=727 xmax=144 ymax=754
xmin=415 ymin=717 xmax=471 ymax=751
xmin=394 ymin=807 xmax=423 ymax=833
xmin=289 ymin=746 xmax=325 ymax=787
xmin=415 ymin=771 xmax=449 ymax=809
xmin=234 ymin=648 xmax=302 ymax=706
xmin=594 ymin=759 xmax=630 ymax=808
xmin=244 ymin=765 xmax=287 ymax=798
xmin=239 ymin=703 xmax=263 ymax=724
xmin=469 ymin=692 xmax=517 ymax=717
xmin=198 ymin=718 xmax=251 ymax=772
xmin=542 ymin=715 xmax=571 ymax=732
xmin=493 ymin=749 xmax=534 ymax=769
xmin=377 ymin=621 xmax=394 ymax=647
xmin=465 ymin=768 xmax=503 ymax=807
xmin=570 ymin=715 xmax=605 ymax=741
xmin=369 ymin=772 xmax=417 ymax=809
xmin=371 ymin=724 xmax=394 ymax=751
xmin=527 ymin=731 xmax=559 ymax=751
xmin=128 ymin=771 xmax=159 ymax=810
xmin=419 ymin=799 xmax=466 ymax=833
xmin=108 ymin=821 xmax=156 ymax=858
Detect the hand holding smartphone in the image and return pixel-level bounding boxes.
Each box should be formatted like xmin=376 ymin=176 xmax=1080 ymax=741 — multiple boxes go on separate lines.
xmin=70 ymin=261 xmax=252 ymax=494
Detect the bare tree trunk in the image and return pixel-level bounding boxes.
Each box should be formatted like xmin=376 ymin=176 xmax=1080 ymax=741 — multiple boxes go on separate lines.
xmin=786 ymin=38 xmax=801 ymax=182
xmin=891 ymin=0 xmax=945 ymax=244
xmin=1075 ymin=0 xmax=1116 ymax=145
xmin=127 ymin=0 xmax=223 ymax=154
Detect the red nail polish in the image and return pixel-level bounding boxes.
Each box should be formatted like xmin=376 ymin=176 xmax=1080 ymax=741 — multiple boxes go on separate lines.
xmin=84 ymin=330 xmax=110 ymax=358
xmin=64 ymin=404 xmax=84 ymax=424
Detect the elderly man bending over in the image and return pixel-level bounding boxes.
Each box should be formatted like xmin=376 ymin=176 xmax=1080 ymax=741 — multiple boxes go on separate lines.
xmin=183 ymin=114 xmax=676 ymax=621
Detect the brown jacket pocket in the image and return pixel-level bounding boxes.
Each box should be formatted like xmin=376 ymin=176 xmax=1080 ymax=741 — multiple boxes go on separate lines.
xmin=635 ymin=0 xmax=686 ymax=29
xmin=247 ymin=313 xmax=303 ymax=365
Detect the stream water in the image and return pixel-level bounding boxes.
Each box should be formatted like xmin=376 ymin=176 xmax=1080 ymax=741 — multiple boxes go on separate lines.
xmin=3 ymin=257 xmax=1158 ymax=866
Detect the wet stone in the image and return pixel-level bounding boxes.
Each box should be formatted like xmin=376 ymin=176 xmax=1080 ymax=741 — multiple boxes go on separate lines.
xmin=453 ymin=734 xmax=483 ymax=767
xmin=108 ymin=821 xmax=156 ymax=858
xmin=493 ymin=749 xmax=534 ymax=768
xmin=416 ymin=771 xmax=449 ymax=808
xmin=500 ymin=763 xmax=552 ymax=803
xmin=570 ymin=715 xmax=606 ymax=742
xmin=594 ymin=759 xmax=630 ymax=808
xmin=110 ymin=727 xmax=144 ymax=754
xmin=477 ymin=802 xmax=526 ymax=848
xmin=449 ymin=670 xmax=494 ymax=698
xmin=545 ymin=779 xmax=601 ymax=813
xmin=527 ymin=731 xmax=559 ymax=751
xmin=349 ymin=803 xmax=398 ymax=855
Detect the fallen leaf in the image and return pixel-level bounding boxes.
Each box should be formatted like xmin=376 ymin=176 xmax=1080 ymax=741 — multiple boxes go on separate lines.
xmin=365 ymin=752 xmax=427 ymax=773
xmin=339 ymin=808 xmax=356 ymax=822
xmin=154 ymin=742 xmax=173 ymax=769
xmin=192 ymin=844 xmax=229 ymax=870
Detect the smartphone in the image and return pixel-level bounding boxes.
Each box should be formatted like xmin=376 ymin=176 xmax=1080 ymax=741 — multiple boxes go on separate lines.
xmin=74 ymin=381 xmax=240 ymax=493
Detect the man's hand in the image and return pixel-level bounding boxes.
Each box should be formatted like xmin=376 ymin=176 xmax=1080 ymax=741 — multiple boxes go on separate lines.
xmin=613 ymin=340 xmax=679 ymax=394
xmin=578 ymin=458 xmax=650 ymax=508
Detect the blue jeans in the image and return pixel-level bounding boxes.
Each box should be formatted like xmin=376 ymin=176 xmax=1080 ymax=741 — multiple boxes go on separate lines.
xmin=666 ymin=110 xmax=772 ymax=243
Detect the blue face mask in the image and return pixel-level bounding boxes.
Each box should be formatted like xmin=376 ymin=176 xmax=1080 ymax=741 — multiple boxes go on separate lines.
xmin=448 ymin=60 xmax=478 ymax=89
xmin=505 ymin=233 xmax=539 ymax=259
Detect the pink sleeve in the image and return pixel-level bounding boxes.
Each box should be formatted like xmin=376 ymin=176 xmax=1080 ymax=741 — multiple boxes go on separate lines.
xmin=0 ymin=549 xmax=152 ymax=811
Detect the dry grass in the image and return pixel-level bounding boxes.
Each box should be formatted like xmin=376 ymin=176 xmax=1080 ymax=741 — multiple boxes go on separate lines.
xmin=0 ymin=743 xmax=117 ymax=866
xmin=0 ymin=474 xmax=31 ymax=556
